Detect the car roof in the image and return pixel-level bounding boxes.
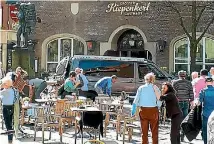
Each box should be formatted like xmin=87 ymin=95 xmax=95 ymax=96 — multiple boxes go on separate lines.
xmin=72 ymin=55 xmax=153 ymax=63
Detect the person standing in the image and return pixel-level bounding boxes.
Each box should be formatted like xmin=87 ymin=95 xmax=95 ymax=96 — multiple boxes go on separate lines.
xmin=160 ymin=82 xmax=182 ymax=144
xmin=209 ymin=67 xmax=214 ymax=79
xmin=191 ymin=71 xmax=199 ymax=85
xmin=6 ymin=66 xmax=28 ymax=82
xmin=172 ymin=70 xmax=194 ymax=141
xmin=94 ymin=75 xmax=117 ymax=97
xmin=131 ymin=73 xmax=161 ymax=144
xmin=198 ymin=77 xmax=214 ymax=144
xmin=75 ymin=68 xmax=89 ymax=94
xmin=0 ymin=77 xmax=19 ymax=144
xmin=193 ymin=69 xmax=208 ymax=100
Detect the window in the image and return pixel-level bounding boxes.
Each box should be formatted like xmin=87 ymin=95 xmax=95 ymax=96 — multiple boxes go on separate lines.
xmin=46 ymin=38 xmax=84 ymax=72
xmin=174 ymin=37 xmax=214 ymax=73
xmin=174 ymin=38 xmax=188 ymax=73
xmin=74 ymin=60 xmax=134 ymax=78
xmin=0 ymin=7 xmax=2 ymax=27
xmin=138 ymin=64 xmax=165 ymax=79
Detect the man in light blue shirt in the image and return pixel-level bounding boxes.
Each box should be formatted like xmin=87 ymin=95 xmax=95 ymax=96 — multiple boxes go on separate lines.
xmin=94 ymin=75 xmax=117 ymax=96
xmin=75 ymin=68 xmax=88 ymax=91
xmin=0 ymin=78 xmax=19 ymax=144
xmin=131 ymin=73 xmax=161 ymax=144
xmin=132 ymin=83 xmax=162 ymax=116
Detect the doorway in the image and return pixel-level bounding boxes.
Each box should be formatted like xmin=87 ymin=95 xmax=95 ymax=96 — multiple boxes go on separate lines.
xmin=117 ymin=29 xmax=152 ymax=60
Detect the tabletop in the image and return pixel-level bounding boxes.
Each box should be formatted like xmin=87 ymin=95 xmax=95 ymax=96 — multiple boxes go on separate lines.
xmin=35 ymin=98 xmax=58 ymax=103
xmin=71 ymin=107 xmax=101 ymax=112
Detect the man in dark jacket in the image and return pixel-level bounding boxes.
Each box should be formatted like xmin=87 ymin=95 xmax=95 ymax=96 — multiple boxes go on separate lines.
xmin=172 ymin=70 xmax=194 ymax=141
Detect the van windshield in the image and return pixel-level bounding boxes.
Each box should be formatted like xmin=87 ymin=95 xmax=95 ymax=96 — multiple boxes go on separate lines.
xmin=138 ymin=64 xmax=167 ymax=79
xmin=72 ymin=59 xmax=134 ymax=78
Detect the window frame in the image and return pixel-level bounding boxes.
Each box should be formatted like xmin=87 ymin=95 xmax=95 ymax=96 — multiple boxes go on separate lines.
xmin=46 ymin=38 xmax=83 ymax=71
xmin=138 ymin=63 xmax=166 ymax=79
xmin=173 ymin=37 xmax=214 ymax=73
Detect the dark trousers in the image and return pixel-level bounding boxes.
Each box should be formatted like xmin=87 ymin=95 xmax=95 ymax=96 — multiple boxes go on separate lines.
xmin=3 ymin=105 xmax=14 ymax=142
xmin=35 ymin=81 xmax=47 ymax=99
xmin=78 ymin=90 xmax=96 ymax=102
xmin=61 ymin=91 xmax=72 ymax=99
xmin=202 ymin=115 xmax=208 ymax=144
xmin=178 ymin=101 xmax=189 ymax=138
xmin=178 ymin=101 xmax=189 ymax=119
xmin=139 ymin=107 xmax=159 ymax=144
xmin=171 ymin=113 xmax=182 ymax=144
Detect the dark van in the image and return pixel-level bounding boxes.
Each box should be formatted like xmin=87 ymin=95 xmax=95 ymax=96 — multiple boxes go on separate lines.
xmin=56 ymin=55 xmax=172 ymax=96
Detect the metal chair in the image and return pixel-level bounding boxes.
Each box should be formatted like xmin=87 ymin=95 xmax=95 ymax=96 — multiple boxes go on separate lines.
xmin=33 ymin=106 xmax=59 ymax=142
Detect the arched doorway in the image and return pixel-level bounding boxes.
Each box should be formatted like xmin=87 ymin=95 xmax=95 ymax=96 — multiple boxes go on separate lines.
xmin=105 ymin=25 xmax=152 ymax=60
xmin=117 ymin=29 xmax=152 ymax=60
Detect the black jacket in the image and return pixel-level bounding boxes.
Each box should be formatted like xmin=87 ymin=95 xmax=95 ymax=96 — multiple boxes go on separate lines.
xmin=160 ymin=92 xmax=182 ymax=118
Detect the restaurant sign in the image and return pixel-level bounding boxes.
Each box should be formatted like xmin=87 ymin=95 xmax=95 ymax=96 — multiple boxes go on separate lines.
xmin=106 ymin=2 xmax=150 ymax=16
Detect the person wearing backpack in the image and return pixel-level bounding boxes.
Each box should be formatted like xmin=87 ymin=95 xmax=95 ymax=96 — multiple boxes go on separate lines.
xmin=0 ymin=77 xmax=19 ymax=144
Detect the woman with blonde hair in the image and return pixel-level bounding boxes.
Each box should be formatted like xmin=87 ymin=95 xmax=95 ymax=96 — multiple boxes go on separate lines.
xmin=131 ymin=72 xmax=161 ymax=144
xmin=0 ymin=77 xmax=19 ymax=144
xmin=6 ymin=66 xmax=28 ymax=82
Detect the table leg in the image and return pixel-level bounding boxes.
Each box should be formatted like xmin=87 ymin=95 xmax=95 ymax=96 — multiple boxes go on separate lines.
xmin=81 ymin=112 xmax=83 ymax=144
xmin=21 ymin=108 xmax=25 ymax=125
xmin=42 ymin=110 xmax=45 ymax=144
xmin=74 ymin=112 xmax=77 ymax=144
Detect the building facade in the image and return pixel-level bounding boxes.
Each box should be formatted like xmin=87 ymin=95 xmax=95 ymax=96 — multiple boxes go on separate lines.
xmin=0 ymin=1 xmax=17 ymax=71
xmin=31 ymin=1 xmax=214 ymax=74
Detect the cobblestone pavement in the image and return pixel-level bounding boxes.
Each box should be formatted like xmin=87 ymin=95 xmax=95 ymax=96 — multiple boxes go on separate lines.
xmin=0 ymin=121 xmax=204 ymax=144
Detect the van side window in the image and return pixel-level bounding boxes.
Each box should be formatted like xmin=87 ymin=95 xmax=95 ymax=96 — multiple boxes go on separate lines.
xmin=83 ymin=60 xmax=134 ymax=78
xmin=138 ymin=64 xmax=165 ymax=79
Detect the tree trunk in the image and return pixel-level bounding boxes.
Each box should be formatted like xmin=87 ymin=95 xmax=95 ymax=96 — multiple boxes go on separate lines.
xmin=189 ymin=1 xmax=197 ymax=73
xmin=190 ymin=42 xmax=197 ymax=73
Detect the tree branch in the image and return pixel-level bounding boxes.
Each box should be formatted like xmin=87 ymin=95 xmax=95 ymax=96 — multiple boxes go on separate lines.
xmin=168 ymin=2 xmax=192 ymax=39
xmin=196 ymin=6 xmax=206 ymax=25
xmin=197 ymin=16 xmax=214 ymax=43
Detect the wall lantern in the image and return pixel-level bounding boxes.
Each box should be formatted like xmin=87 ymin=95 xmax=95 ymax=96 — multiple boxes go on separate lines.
xmin=86 ymin=41 xmax=96 ymax=52
xmin=157 ymin=39 xmax=167 ymax=52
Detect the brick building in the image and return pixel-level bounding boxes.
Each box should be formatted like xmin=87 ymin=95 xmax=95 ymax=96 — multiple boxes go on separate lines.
xmin=0 ymin=1 xmax=17 ymax=71
xmin=22 ymin=1 xmax=214 ymax=74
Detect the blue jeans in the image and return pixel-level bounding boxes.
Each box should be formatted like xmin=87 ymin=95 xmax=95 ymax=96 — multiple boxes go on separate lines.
xmin=202 ymin=116 xmax=208 ymax=144
xmin=178 ymin=101 xmax=189 ymax=119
